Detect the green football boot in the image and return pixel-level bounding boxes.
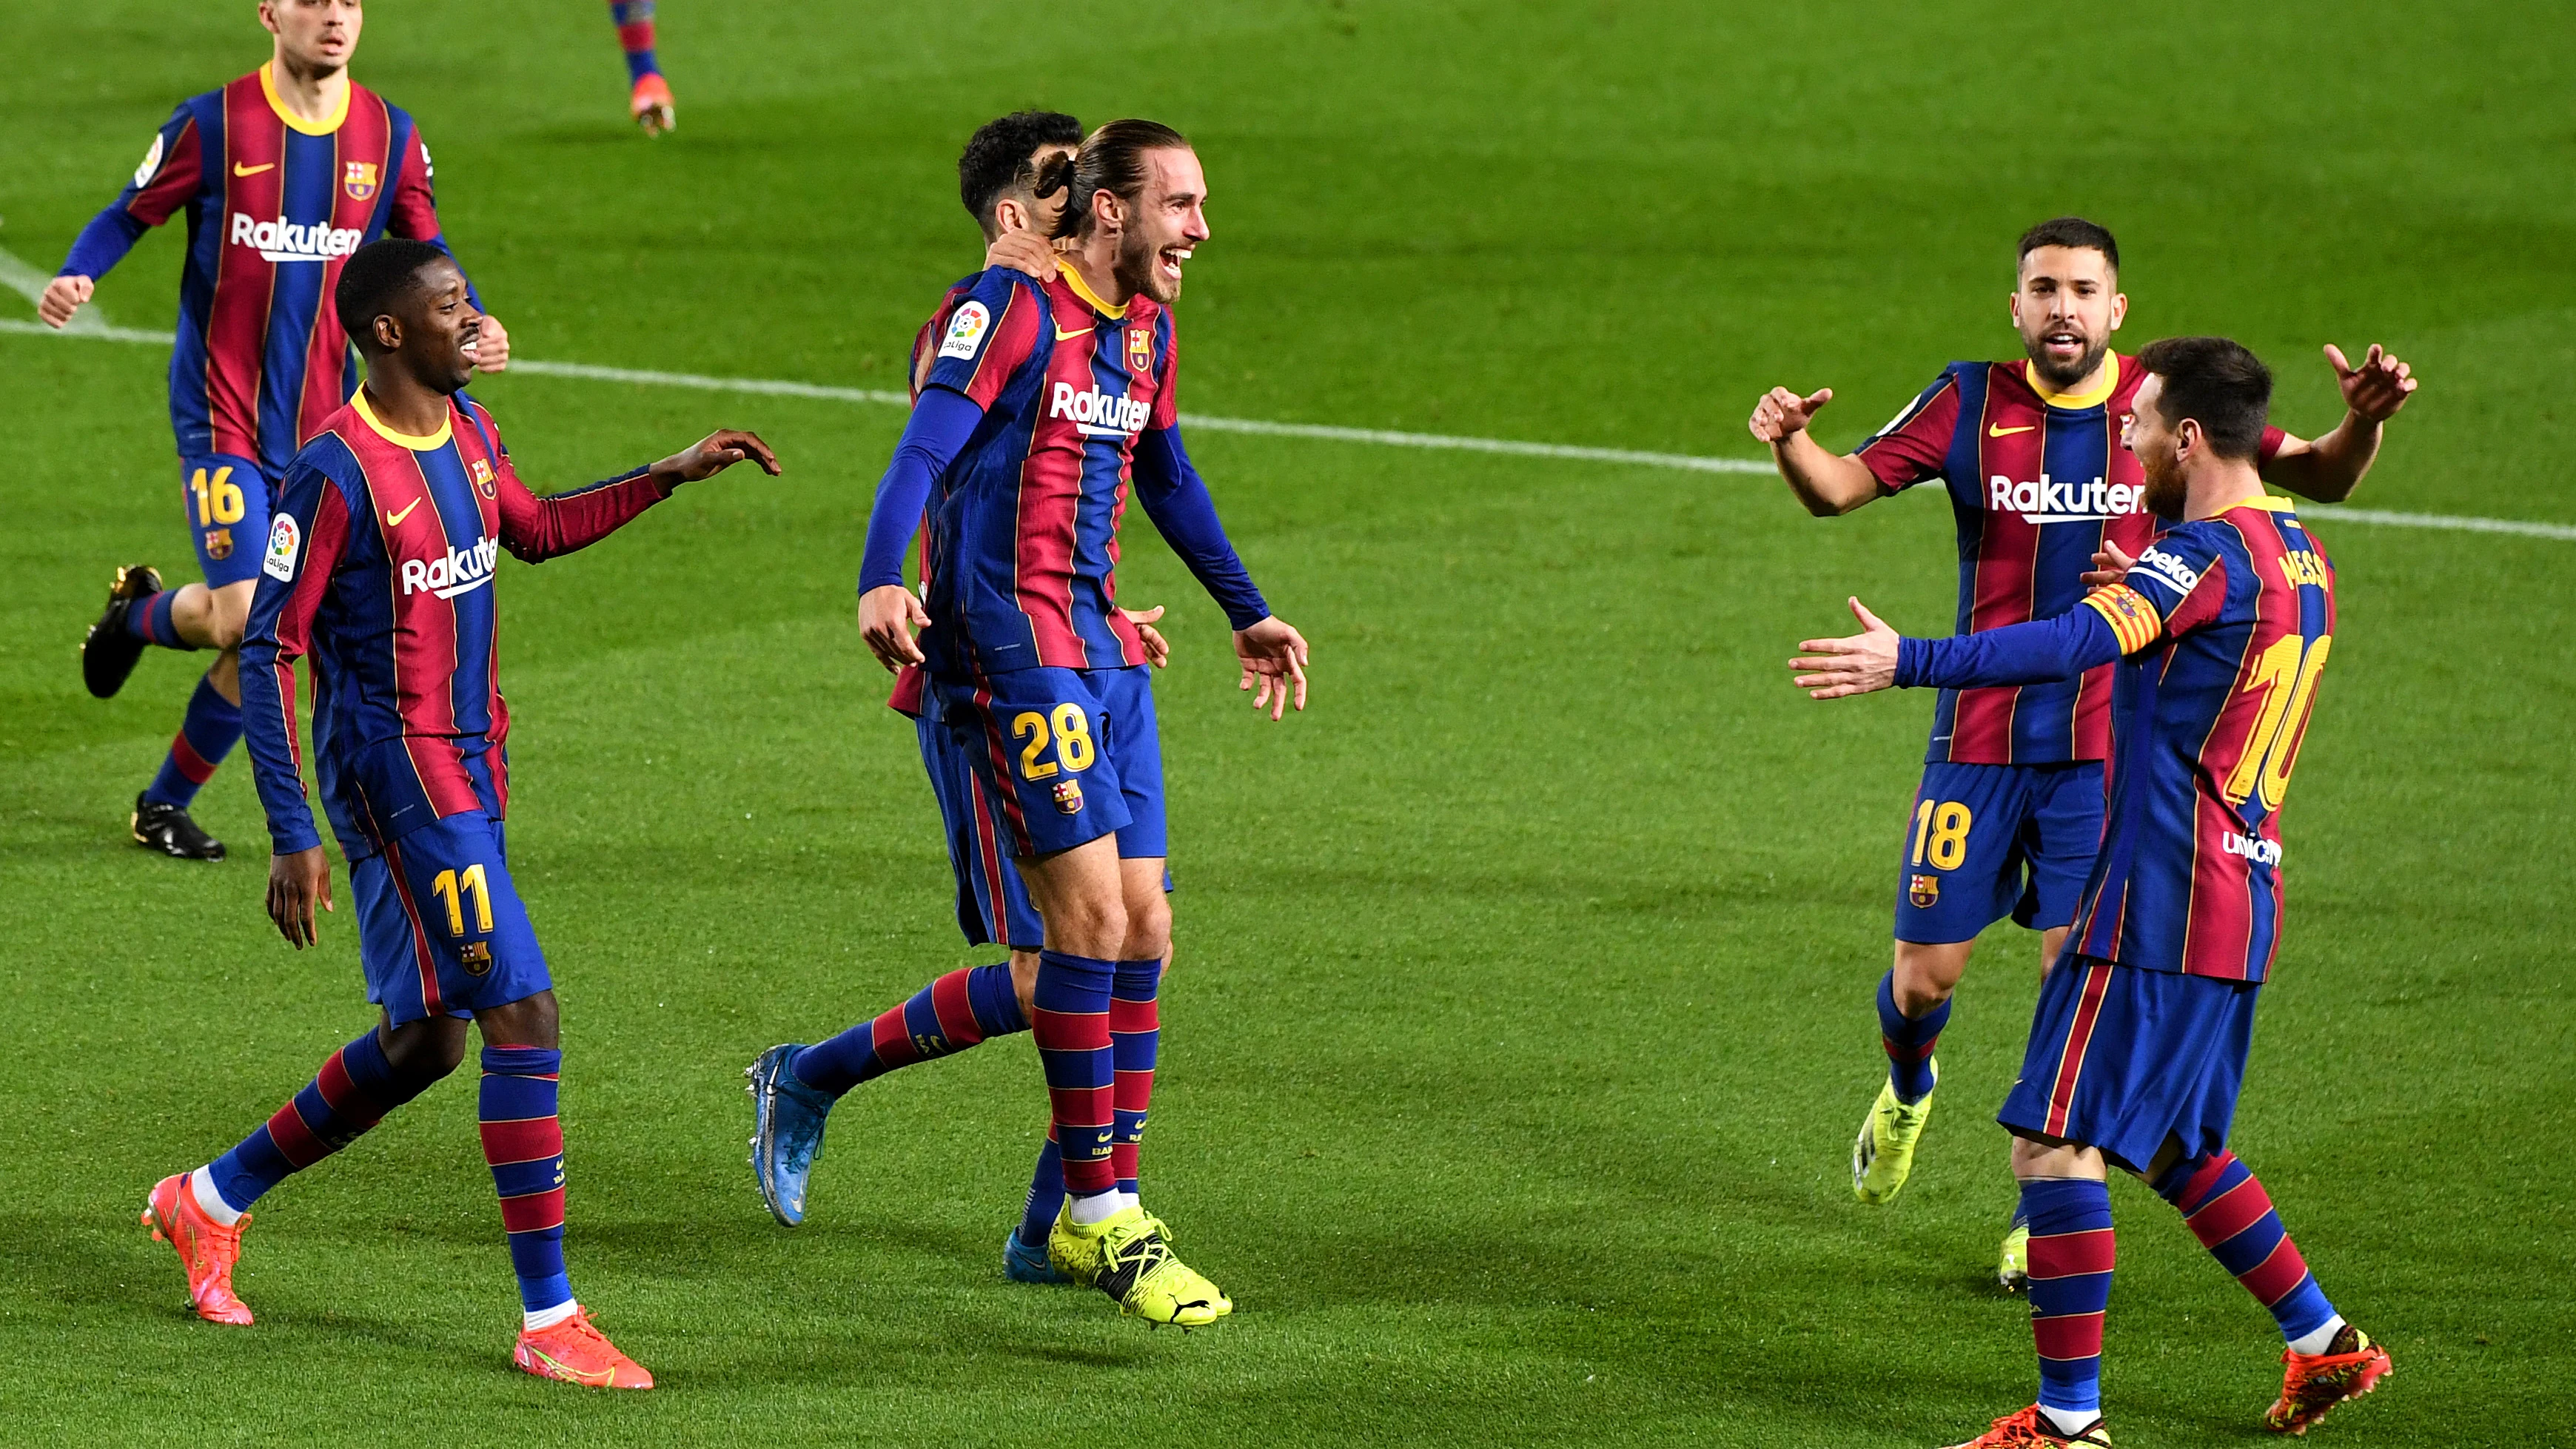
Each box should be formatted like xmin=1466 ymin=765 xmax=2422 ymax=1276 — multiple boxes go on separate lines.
xmin=1851 ymin=1061 xmax=1936 ymax=1206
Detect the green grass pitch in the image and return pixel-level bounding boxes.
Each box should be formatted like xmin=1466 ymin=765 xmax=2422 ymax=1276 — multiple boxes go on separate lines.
xmin=2 ymin=1 xmax=2571 ymax=1443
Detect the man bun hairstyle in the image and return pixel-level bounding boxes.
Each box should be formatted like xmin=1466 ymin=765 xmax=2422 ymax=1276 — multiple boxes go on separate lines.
xmin=335 ymin=238 xmax=452 ymax=349
xmin=1052 ymin=118 xmax=1192 ymax=241
xmin=957 ymin=110 xmax=1084 ymax=235
xmin=2017 ymin=215 xmax=2119 ymax=278
xmin=2139 ymin=336 xmax=2273 ymax=460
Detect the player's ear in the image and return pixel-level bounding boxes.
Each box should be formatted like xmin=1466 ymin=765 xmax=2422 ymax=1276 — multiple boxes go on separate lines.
xmin=993 ymin=197 xmax=1028 ymax=235
xmin=2110 ymin=292 xmax=2128 ymax=329
xmin=370 ymin=314 xmax=401 ymax=352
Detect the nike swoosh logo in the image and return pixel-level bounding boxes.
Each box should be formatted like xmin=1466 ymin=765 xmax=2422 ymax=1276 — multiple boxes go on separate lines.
xmin=232 ymin=162 xmax=275 ymax=177
xmin=1988 ymin=424 xmax=2036 ymax=437
xmin=385 ymin=499 xmax=421 ymax=526
xmin=1054 ymin=325 xmax=1093 ymax=342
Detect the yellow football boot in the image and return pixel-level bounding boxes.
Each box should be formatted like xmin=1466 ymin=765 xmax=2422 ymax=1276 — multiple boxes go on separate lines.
xmin=1999 ymin=1223 xmax=2031 ymax=1292
xmin=1056 ymin=1206 xmax=1229 ymax=1328
xmin=1852 ymin=1062 xmax=1936 ymax=1206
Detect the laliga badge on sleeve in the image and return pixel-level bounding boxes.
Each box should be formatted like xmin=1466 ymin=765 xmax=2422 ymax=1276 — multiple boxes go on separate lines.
xmin=1908 ymin=874 xmax=1940 ymax=909
xmin=939 ymin=300 xmax=992 ymax=361
xmin=263 ymin=514 xmax=301 ymax=582
xmin=1052 ymin=779 xmax=1084 ymax=816
xmin=134 ymin=131 xmax=166 ymax=188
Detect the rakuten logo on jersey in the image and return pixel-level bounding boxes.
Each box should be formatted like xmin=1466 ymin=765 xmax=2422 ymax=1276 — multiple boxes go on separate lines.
xmin=1988 ymin=474 xmax=2143 ymax=525
xmin=1050 ymin=382 xmax=1151 ymax=439
xmin=2222 ymin=830 xmax=2281 ymax=866
xmin=229 ymin=212 xmax=363 ymax=264
xmin=400 ymin=537 xmax=499 ymax=600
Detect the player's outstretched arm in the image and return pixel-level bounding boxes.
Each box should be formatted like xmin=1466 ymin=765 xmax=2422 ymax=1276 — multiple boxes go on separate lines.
xmin=648 ymin=428 xmax=781 ymax=488
xmin=2263 ymin=343 xmax=2418 ymax=504
xmin=1791 ymin=595 xmax=2127 ymax=701
xmin=1234 ymin=616 xmax=1310 ymax=722
xmin=1748 ymin=387 xmax=1879 ymax=516
xmin=854 ymin=388 xmax=988 ymax=671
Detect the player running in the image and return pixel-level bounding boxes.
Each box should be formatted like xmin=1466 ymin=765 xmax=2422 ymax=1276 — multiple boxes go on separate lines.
xmin=139 ymin=238 xmax=776 ymax=1387
xmin=1746 ymin=217 xmax=2415 ymax=1283
xmin=1791 ymin=336 xmax=2393 ymax=1446
xmin=606 ymin=1 xmax=675 ymax=135
xmin=53 ymin=0 xmax=509 ymax=862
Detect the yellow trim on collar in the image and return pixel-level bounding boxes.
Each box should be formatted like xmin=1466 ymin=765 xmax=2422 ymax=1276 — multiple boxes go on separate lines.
xmin=352 ymin=389 xmax=453 ymax=451
xmin=258 ymin=62 xmax=350 ymax=136
xmin=2235 ymin=493 xmax=2298 ymax=513
xmin=2025 ymin=352 xmax=2119 ymax=411
xmin=1054 ymin=258 xmax=1129 ymax=320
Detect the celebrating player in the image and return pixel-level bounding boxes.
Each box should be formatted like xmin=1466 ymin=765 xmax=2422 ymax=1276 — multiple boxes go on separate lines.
xmin=56 ymin=0 xmax=510 ymax=862
xmin=138 ymin=239 xmax=776 ymax=1388
xmin=1746 ymin=218 xmax=2416 ymax=1283
xmin=1789 ymin=337 xmax=2392 ymax=1447
xmin=606 ymin=1 xmax=675 ymax=135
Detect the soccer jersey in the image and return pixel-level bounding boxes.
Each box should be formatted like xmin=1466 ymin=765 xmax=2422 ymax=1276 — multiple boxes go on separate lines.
xmin=238 ymin=391 xmax=671 ymax=861
xmin=888 ymin=275 xmax=980 ymax=719
xmin=913 ymin=259 xmax=1178 ymax=676
xmin=2069 ymin=496 xmax=2337 ymax=981
xmin=59 ymin=64 xmax=470 ymax=476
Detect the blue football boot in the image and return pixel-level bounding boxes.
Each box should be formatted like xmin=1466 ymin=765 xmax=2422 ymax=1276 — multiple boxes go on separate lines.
xmin=1004 ymin=1228 xmax=1071 ymax=1284
xmin=745 ymin=1044 xmax=834 ymax=1226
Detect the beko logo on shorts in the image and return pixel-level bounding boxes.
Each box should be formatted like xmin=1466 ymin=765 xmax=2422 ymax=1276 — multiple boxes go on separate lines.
xmin=229 ymin=212 xmax=364 ymax=263
xmin=1987 ymin=473 xmax=2142 ymax=524
xmin=400 ymin=537 xmax=499 ymax=599
xmin=1050 ymin=382 xmax=1150 ymax=438
xmin=2221 ymin=830 xmax=2281 ymax=866
xmin=2133 ymin=546 xmax=2201 ymax=594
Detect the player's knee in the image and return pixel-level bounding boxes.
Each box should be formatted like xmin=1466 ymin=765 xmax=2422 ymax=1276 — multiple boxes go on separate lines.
xmin=1050 ymin=892 xmax=1129 ymax=958
xmin=1892 ymin=940 xmax=1971 ymax=1013
xmin=1009 ymin=949 xmax=1042 ymax=1018
xmin=204 ymin=585 xmax=252 ymax=650
xmin=379 ymin=1019 xmax=469 ymax=1084
xmin=1120 ymin=892 xmax=1171 ymax=962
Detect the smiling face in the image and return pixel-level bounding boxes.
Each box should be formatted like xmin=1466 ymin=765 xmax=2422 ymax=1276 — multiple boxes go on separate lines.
xmin=364 ymin=257 xmax=481 ymax=394
xmin=261 ymin=0 xmax=363 ymax=74
xmin=2010 ymin=244 xmax=2125 ymax=392
xmin=1109 ymin=147 xmax=1209 ymax=305
xmin=2126 ymin=372 xmax=2190 ymax=519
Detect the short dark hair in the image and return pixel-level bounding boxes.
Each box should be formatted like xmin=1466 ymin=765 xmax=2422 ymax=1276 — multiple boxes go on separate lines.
xmin=2139 ymin=336 xmax=2273 ymax=460
xmin=2016 ymin=216 xmax=2119 ymax=278
xmin=335 ymin=238 xmax=452 ymax=349
xmin=958 ymin=110 xmax=1084 ymax=238
xmin=1052 ymin=118 xmax=1192 ymax=241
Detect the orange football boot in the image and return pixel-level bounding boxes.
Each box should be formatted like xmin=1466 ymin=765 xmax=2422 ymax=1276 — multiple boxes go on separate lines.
xmin=2265 ymin=1325 xmax=2392 ymax=1435
xmin=141 ymin=1171 xmax=253 ymax=1325
xmin=1940 ymin=1405 xmax=2113 ymax=1448
xmin=513 ymin=1307 xmax=654 ymax=1388
xmin=629 ymin=73 xmax=675 ymax=135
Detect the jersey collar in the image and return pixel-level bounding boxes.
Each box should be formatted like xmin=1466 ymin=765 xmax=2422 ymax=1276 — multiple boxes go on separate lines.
xmin=258 ymin=62 xmax=350 ymax=137
xmin=1054 ymin=258 xmax=1130 ymax=321
xmin=352 ymin=389 xmax=454 ymax=451
xmin=2233 ymin=494 xmax=2298 ymax=513
xmin=2024 ymin=352 xmax=2119 ymax=411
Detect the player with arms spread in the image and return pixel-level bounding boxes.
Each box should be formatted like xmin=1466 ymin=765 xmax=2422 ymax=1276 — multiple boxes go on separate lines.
xmin=1747 ymin=218 xmax=2415 ymax=1282
xmin=138 ymin=239 xmax=776 ymax=1387
xmin=53 ymin=0 xmax=511 ymax=862
xmin=1792 ymin=337 xmax=2392 ymax=1446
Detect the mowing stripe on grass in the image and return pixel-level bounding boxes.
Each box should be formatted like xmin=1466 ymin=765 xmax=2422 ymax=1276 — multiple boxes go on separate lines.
xmin=7 ymin=312 xmax=2571 ymax=542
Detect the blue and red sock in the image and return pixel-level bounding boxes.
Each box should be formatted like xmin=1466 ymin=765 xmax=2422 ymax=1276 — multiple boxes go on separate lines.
xmin=122 ymin=589 xmax=191 ymax=649
xmin=1032 ymin=951 xmax=1118 ymax=1201
xmin=204 ymin=1028 xmax=432 ymax=1213
xmin=2021 ymin=1177 xmax=2114 ymax=1430
xmin=791 ymin=963 xmax=1027 ymax=1097
xmin=1110 ymin=958 xmax=1161 ymax=1197
xmin=142 ymin=675 xmax=241 ymax=809
xmin=608 ymin=0 xmax=660 ymax=82
xmin=2153 ymin=1149 xmax=2338 ymax=1345
xmin=1876 ymin=970 xmax=1946 ymax=1104
xmin=480 ymin=1046 xmax=573 ymax=1319
xmin=1017 ymin=1126 xmax=1067 ymax=1248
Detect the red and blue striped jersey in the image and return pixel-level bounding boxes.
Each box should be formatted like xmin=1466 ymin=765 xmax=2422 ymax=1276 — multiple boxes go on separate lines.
xmin=2069 ymin=497 xmax=2337 ymax=982
xmin=913 ymin=260 xmax=1178 ymax=676
xmin=59 ymin=64 xmax=466 ymax=475
xmin=238 ymin=392 xmax=671 ymax=860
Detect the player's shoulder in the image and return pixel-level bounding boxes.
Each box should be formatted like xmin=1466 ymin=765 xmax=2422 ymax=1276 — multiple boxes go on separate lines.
xmin=286 ymin=418 xmax=371 ymax=494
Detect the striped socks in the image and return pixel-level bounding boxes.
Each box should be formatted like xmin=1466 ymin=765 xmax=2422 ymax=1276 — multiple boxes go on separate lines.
xmin=1110 ymin=958 xmax=1161 ymax=1197
xmin=1017 ymin=1127 xmax=1067 ymax=1248
xmin=790 ymin=963 xmax=1028 ymax=1097
xmin=2153 ymin=1149 xmax=2341 ymax=1348
xmin=201 ymin=1028 xmax=430 ymax=1218
xmin=480 ymin=1046 xmax=574 ymax=1327
xmin=2021 ymin=1177 xmax=2114 ymax=1434
xmin=608 ymin=0 xmax=660 ymax=82
xmin=1032 ymin=951 xmax=1118 ymax=1208
xmin=1876 ymin=971 xmax=1945 ymax=1104
xmin=143 ymin=675 xmax=241 ymax=809
xmin=122 ymin=588 xmax=190 ymax=649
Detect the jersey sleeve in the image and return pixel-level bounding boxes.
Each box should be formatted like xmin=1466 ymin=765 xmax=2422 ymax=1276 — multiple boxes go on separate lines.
xmin=470 ymin=404 xmax=669 ymax=562
xmin=921 ymin=269 xmax=1044 ymax=409
xmin=1149 ymin=312 xmax=1180 ymax=430
xmin=60 ymin=104 xmax=204 ymax=280
xmin=238 ymin=458 xmax=358 ymax=856
xmin=2258 ymin=424 xmax=2286 ymax=467
xmin=2100 ymin=525 xmax=2233 ymax=646
xmin=1853 ymin=369 xmax=1962 ymax=494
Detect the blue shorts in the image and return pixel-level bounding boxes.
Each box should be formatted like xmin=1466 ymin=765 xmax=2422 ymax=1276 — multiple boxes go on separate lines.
xmin=178 ymin=454 xmax=275 ymax=589
xmin=1998 ymin=956 xmax=2258 ymax=1173
xmin=930 ymin=666 xmax=1167 ymax=861
xmin=916 ymin=685 xmax=1047 ymax=949
xmin=1894 ymin=761 xmax=2102 ymax=944
xmin=353 ymin=810 xmax=551 ymax=1026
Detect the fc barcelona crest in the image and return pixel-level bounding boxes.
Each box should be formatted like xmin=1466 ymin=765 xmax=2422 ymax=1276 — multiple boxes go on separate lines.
xmin=343 ymin=161 xmax=380 ymax=201
xmin=458 ymin=941 xmax=493 ymax=976
xmin=1127 ymin=326 xmax=1153 ymax=377
xmin=469 ymin=456 xmax=497 ymax=499
xmin=203 ymin=527 xmax=233 ymax=561
xmin=1908 ymin=874 xmax=1940 ymax=909
xmin=1052 ymin=779 xmax=1085 ymax=815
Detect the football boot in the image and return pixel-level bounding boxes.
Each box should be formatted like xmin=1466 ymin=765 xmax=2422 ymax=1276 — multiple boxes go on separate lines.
xmin=141 ymin=1171 xmax=253 ymax=1325
xmin=133 ymin=792 xmax=225 ymax=861
xmin=1999 ymin=1222 xmax=2031 ymax=1293
xmin=1941 ymin=1405 xmax=2113 ymax=1448
xmin=745 ymin=1044 xmax=833 ymax=1226
xmin=514 ymin=1307 xmax=654 ymax=1388
xmin=630 ymin=73 xmax=675 ymax=135
xmin=2265 ymin=1325 xmax=2391 ymax=1435
xmin=1004 ymin=1228 xmax=1070 ymax=1284
xmin=1058 ymin=1204 xmax=1229 ymax=1328
xmin=82 ymin=564 xmax=161 ymax=699
xmin=1854 ymin=1063 xmax=1936 ymax=1205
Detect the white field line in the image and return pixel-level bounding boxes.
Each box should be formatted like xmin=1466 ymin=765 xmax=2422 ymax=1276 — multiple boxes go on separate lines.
xmin=4 ymin=294 xmax=2569 ymax=541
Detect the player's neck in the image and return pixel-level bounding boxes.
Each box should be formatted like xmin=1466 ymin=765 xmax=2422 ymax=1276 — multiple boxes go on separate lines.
xmin=2182 ymin=460 xmax=2267 ymax=521
xmin=1067 ymin=238 xmax=1132 ymax=312
xmin=358 ymin=371 xmax=449 ymax=440
xmin=268 ymin=50 xmax=349 ymax=125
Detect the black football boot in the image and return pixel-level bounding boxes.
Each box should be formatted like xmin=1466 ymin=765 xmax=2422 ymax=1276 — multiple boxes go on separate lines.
xmin=81 ymin=564 xmax=167 ymax=699
xmin=133 ymin=792 xmax=226 ymax=861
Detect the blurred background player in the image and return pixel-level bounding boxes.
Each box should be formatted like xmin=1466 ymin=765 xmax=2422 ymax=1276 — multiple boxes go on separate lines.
xmin=608 ymin=1 xmax=675 ymax=135
xmin=1747 ymin=218 xmax=2415 ymax=1285
xmin=1790 ymin=337 xmax=2396 ymax=1448
xmin=138 ymin=238 xmax=774 ymax=1385
xmin=55 ymin=0 xmax=510 ymax=861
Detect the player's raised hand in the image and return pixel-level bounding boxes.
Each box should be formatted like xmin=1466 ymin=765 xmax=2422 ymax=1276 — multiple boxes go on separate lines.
xmin=985 ymin=228 xmax=1059 ymax=280
xmin=468 ymin=312 xmax=511 ymax=372
xmin=1233 ymin=616 xmax=1309 ymax=722
xmin=859 ymin=583 xmax=931 ymax=673
xmin=2327 ymin=343 xmax=2417 ymax=424
xmin=266 ymin=845 xmax=335 ymax=949
xmin=1790 ymin=596 xmax=1902 ymax=699
xmin=652 ymin=429 xmax=783 ymax=485
xmin=38 ymin=275 xmax=93 ymax=329
xmin=2082 ymin=539 xmax=2138 ymax=589
xmin=1121 ymin=605 xmax=1171 ymax=668
xmin=1748 ymin=386 xmax=1833 ymax=444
